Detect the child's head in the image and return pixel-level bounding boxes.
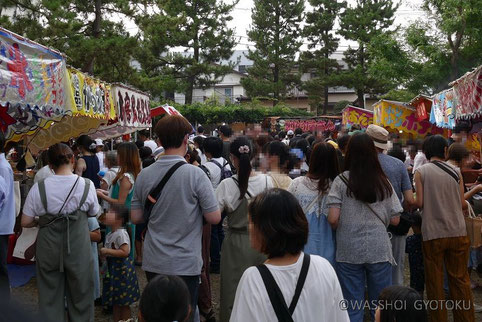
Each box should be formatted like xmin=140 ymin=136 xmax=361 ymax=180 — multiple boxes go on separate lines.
xmin=138 ymin=275 xmax=191 ymax=322
xmin=376 ymin=286 xmax=427 ymax=322
xmin=106 ymin=204 xmax=129 ymax=228
xmin=411 ymin=212 xmax=422 ymax=234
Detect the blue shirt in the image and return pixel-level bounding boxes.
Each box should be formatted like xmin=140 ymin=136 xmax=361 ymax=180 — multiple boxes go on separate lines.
xmin=378 ymin=153 xmax=412 ymax=203
xmin=0 ymin=153 xmax=15 ymax=235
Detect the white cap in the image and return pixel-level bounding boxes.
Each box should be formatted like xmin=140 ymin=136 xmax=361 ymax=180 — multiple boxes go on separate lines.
xmin=287 ymin=130 xmax=294 ymax=136
xmin=94 ymin=138 xmax=104 ymax=146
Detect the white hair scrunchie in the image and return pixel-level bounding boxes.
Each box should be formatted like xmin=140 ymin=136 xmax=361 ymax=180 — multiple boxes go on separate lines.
xmin=238 ymin=145 xmax=250 ymax=154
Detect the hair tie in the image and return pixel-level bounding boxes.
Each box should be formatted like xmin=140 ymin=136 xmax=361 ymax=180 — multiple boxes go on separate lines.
xmin=89 ymin=143 xmax=97 ymax=150
xmin=238 ymin=145 xmax=250 ymax=154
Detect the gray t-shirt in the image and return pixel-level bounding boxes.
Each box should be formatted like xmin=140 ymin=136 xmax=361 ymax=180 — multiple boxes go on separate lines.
xmin=131 ymin=155 xmax=219 ymax=275
xmin=326 ymin=172 xmax=403 ymax=265
xmin=378 ymin=153 xmax=412 ymax=203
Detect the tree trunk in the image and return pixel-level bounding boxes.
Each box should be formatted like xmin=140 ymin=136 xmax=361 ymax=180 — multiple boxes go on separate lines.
xmin=185 ymin=23 xmax=200 ymax=105
xmin=358 ymin=44 xmax=365 ymax=109
xmin=273 ymin=7 xmax=280 ymax=107
xmin=323 ymin=51 xmax=329 ymax=115
xmin=82 ymin=0 xmax=102 ymax=74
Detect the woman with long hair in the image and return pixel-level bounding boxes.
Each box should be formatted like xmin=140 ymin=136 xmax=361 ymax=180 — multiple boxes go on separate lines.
xmin=21 ymin=143 xmax=100 ymax=321
xmin=215 ymin=136 xmax=273 ymax=321
xmin=288 ymin=142 xmax=340 ymax=265
xmin=75 ymin=135 xmax=101 ymax=188
xmin=327 ymin=133 xmax=402 ymax=322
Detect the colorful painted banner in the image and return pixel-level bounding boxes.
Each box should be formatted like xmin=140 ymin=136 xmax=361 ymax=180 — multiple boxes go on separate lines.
xmin=430 ymin=89 xmax=456 ymax=129
xmin=68 ymin=68 xmax=115 ymax=119
xmin=453 ymin=66 xmax=482 ymax=119
xmin=151 ymin=104 xmax=183 ymax=118
xmin=284 ymin=119 xmax=338 ymax=132
xmin=342 ymin=105 xmax=373 ymax=128
xmin=0 ymin=27 xmax=70 ymax=140
xmin=112 ymin=85 xmax=151 ymax=128
xmin=373 ymin=100 xmax=444 ymax=137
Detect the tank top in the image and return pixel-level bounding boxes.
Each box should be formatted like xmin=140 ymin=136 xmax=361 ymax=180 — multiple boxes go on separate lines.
xmin=81 ymin=155 xmax=101 ymax=188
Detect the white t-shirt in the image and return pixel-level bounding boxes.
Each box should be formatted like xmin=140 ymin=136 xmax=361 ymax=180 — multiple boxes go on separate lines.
xmin=96 ymin=151 xmax=107 ymax=173
xmin=204 ymin=157 xmax=232 ymax=189
xmin=34 ymin=165 xmax=55 ymax=183
xmin=230 ymin=254 xmax=349 ymax=322
xmin=102 ymin=167 xmax=120 ymax=189
xmin=105 ymin=228 xmax=130 ymax=252
xmin=143 ymin=140 xmax=158 ymax=153
xmin=216 ymin=173 xmax=273 ymax=212
xmin=197 ymin=148 xmax=207 ymax=165
xmin=412 ymin=152 xmax=428 ymax=174
xmin=23 ymin=175 xmax=100 ymax=217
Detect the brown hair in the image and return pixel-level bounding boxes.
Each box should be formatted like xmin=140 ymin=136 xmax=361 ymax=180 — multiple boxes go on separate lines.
xmin=447 ymin=142 xmax=469 ymax=165
xmin=307 ymin=143 xmax=340 ymax=193
xmin=154 ymin=115 xmax=192 ymax=150
xmin=248 ymin=189 xmax=308 ymax=258
xmin=113 ymin=142 xmax=141 ymax=185
xmin=48 ymin=143 xmax=74 ymax=170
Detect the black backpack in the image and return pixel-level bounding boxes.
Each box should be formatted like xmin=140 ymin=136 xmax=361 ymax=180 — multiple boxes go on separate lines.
xmin=200 ymin=159 xmax=233 ymax=184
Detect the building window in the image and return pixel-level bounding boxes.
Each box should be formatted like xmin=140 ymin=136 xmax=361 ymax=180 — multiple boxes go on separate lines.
xmin=239 ymin=65 xmax=249 ymax=74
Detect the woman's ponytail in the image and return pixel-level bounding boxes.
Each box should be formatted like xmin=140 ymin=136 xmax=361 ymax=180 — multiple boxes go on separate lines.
xmin=230 ymin=137 xmax=253 ymax=199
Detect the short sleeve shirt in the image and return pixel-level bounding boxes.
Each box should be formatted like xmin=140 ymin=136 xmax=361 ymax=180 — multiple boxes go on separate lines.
xmin=131 ymin=155 xmax=219 ymax=276
xmin=326 ymin=172 xmax=403 ymax=265
xmin=105 ymin=229 xmax=130 ymax=252
xmin=378 ymin=153 xmax=412 ymax=202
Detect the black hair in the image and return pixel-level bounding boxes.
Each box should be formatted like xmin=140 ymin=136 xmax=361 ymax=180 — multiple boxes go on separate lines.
xmin=185 ymin=145 xmax=201 ymax=165
xmin=109 ymin=204 xmax=129 ymax=227
xmin=248 ymin=189 xmax=308 ymax=258
xmin=337 ymin=134 xmax=350 ymax=153
xmin=306 ymin=135 xmax=316 ymax=147
xmin=422 ymin=135 xmax=447 ymax=160
xmin=294 ymin=139 xmax=312 ymax=164
xmin=278 ymin=131 xmax=286 ymax=140
xmin=76 ymin=135 xmax=96 ymax=153
xmin=344 ymin=133 xmax=392 ymax=203
xmin=193 ymin=136 xmax=205 ymax=153
xmin=230 ymin=136 xmax=253 ymax=199
xmin=301 ymin=133 xmax=309 ymax=139
xmin=219 ymin=125 xmax=232 ymax=138
xmin=197 ymin=126 xmax=204 ymax=134
xmin=135 ymin=140 xmax=144 ymax=149
xmin=139 ymin=129 xmax=151 ymax=139
xmin=139 ymin=146 xmax=153 ymax=160
xmin=267 ymin=141 xmax=296 ymax=173
xmin=139 ymin=275 xmax=191 ymax=322
xmin=48 ymin=143 xmax=74 ymax=170
xmin=294 ymin=128 xmax=303 ymax=136
xmin=388 ymin=146 xmax=406 ymax=163
xmin=308 ymin=143 xmax=340 ymax=193
xmin=203 ymin=137 xmax=224 ymax=158
xmin=378 ymin=286 xmax=427 ymax=322
xmin=0 ymin=130 xmax=5 ymax=153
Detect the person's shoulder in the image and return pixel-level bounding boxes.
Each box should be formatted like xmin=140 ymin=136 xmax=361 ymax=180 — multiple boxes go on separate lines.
xmin=309 ymin=254 xmax=335 ymax=270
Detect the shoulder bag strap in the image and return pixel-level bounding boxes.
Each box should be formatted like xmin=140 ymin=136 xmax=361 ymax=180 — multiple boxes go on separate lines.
xmin=58 ymin=176 xmax=81 ymax=215
xmin=289 ymin=254 xmax=311 ymax=314
xmin=231 ymin=177 xmax=253 ymax=198
xmin=144 ymin=161 xmax=186 ymax=222
xmin=339 ymin=174 xmax=387 ymax=226
xmin=432 ymin=161 xmax=460 ymax=183
xmin=256 ymin=266 xmax=293 ymax=322
xmin=210 ymin=159 xmax=223 ymax=170
xmin=76 ymin=178 xmax=91 ymax=211
xmin=303 ymin=193 xmax=322 ymax=216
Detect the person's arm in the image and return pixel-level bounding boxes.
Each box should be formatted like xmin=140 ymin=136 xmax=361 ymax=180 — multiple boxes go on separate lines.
xmin=328 ymin=207 xmax=341 ymax=229
xmin=204 ymin=209 xmax=221 ymax=224
xmin=196 ymin=169 xmax=221 ymax=224
xmin=100 ymin=243 xmax=129 ymax=258
xmin=90 ymin=229 xmax=101 ymax=242
xmin=460 ymin=176 xmax=468 ymax=211
xmin=100 ymin=178 xmax=109 ymax=191
xmin=403 ymin=190 xmax=415 ymax=211
xmin=414 ymin=171 xmax=423 ymax=209
xmin=464 ymin=184 xmax=482 ymax=201
xmin=131 ymin=208 xmax=144 ymax=224
xmin=97 ymin=176 xmax=132 ymax=205
xmin=130 ymin=178 xmax=144 ymax=224
xmin=21 ymin=215 xmax=37 ymax=228
xmin=75 ymin=158 xmax=86 ymax=176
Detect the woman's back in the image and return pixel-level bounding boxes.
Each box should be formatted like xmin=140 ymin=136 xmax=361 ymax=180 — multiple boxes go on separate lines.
xmin=417 ymin=162 xmax=466 ymax=241
xmin=81 ymin=154 xmax=101 ymax=188
xmin=230 ymin=254 xmax=349 ymax=322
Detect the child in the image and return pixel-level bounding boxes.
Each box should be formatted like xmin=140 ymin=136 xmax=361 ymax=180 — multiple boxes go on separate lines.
xmin=100 ymin=204 xmax=140 ymax=322
xmin=405 ymin=213 xmax=424 ymax=295
xmin=138 ymin=275 xmax=191 ymax=322
xmin=376 ymin=285 xmax=428 ymax=322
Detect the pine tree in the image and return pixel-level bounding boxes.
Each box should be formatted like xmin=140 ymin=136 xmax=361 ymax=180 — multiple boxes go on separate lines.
xmin=242 ymin=0 xmax=304 ymax=106
xmin=338 ymin=0 xmax=397 ymax=108
xmin=137 ymin=0 xmax=238 ymax=104
xmin=301 ymin=0 xmax=345 ymax=115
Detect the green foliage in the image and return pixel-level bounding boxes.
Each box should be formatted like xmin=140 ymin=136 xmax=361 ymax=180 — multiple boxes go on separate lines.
xmin=301 ymin=0 xmax=345 ymax=115
xmin=242 ymin=0 xmax=304 ymax=106
xmin=338 ymin=0 xmax=398 ymax=108
xmin=136 ymin=0 xmax=238 ymax=104
xmin=381 ymin=89 xmax=418 ymax=102
xmin=333 ymin=100 xmax=351 ymax=114
xmin=162 ymin=102 xmax=312 ymax=124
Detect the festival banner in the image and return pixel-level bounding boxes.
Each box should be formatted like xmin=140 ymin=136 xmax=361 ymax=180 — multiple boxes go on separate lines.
xmin=112 ymin=84 xmax=151 ymax=128
xmin=284 ymin=118 xmax=339 ymax=132
xmin=373 ymin=100 xmax=444 ymax=137
xmin=430 ymin=89 xmax=456 ymax=129
xmin=68 ymin=68 xmax=115 ymax=120
xmin=453 ymin=66 xmax=482 ymax=119
xmin=0 ymin=27 xmax=70 ymax=141
xmin=342 ymin=105 xmax=373 ymax=128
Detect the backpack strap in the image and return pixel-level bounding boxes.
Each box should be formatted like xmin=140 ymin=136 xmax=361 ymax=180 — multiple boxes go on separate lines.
xmin=38 ymin=179 xmax=48 ymax=213
xmin=231 ymin=177 xmax=252 ymax=198
xmin=432 ymin=161 xmax=460 ymax=183
xmin=77 ymin=178 xmax=91 ymax=211
xmin=144 ymin=161 xmax=186 ymax=222
xmin=256 ymin=254 xmax=311 ymax=321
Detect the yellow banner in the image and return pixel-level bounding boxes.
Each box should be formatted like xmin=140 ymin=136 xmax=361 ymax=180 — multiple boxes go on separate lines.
xmin=68 ymin=68 xmax=115 ymax=119
xmin=342 ymin=106 xmax=373 ymax=128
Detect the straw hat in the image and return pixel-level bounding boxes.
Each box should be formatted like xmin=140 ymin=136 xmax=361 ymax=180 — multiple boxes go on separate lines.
xmin=366 ymin=124 xmax=389 ymax=150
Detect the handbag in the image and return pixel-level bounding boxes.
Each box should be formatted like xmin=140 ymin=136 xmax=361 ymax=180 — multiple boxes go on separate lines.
xmin=465 ymin=201 xmax=482 ymax=248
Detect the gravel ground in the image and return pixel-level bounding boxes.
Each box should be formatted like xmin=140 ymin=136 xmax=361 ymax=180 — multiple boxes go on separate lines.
xmin=9 ymin=257 xmax=482 ymax=321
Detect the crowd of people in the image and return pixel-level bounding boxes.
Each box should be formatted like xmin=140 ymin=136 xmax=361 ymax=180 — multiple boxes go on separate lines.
xmin=0 ymin=115 xmax=481 ymax=322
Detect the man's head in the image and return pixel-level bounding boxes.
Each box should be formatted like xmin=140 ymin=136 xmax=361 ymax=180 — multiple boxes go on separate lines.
xmin=139 ymin=130 xmax=150 ymax=142
xmin=294 ymin=128 xmax=303 ymax=137
xmin=0 ymin=130 xmax=5 ymax=154
xmin=287 ymin=130 xmax=294 ymax=139
xmin=218 ymin=125 xmax=232 ymax=140
xmin=366 ymin=124 xmax=389 ymax=152
xmin=197 ymin=126 xmax=205 ymax=135
xmin=203 ymin=137 xmax=223 ymax=159
xmin=154 ymin=115 xmax=192 ymax=152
